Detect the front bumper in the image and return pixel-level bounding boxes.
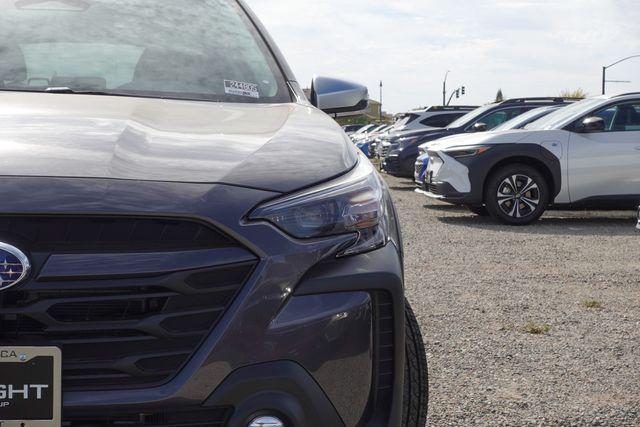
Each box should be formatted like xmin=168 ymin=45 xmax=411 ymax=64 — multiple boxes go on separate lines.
xmin=420 ymin=152 xmax=478 ymax=204
xmin=417 ymin=179 xmax=472 ymax=203
xmin=381 ymin=154 xmax=415 ymax=178
xmin=0 ymin=177 xmax=405 ymax=427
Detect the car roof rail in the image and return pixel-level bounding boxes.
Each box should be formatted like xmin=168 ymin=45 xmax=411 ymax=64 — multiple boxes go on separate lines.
xmin=611 ymin=92 xmax=640 ymax=98
xmin=502 ymin=97 xmax=569 ymax=104
xmin=428 ymin=105 xmax=478 ymax=110
xmin=413 ymin=105 xmax=478 ymax=111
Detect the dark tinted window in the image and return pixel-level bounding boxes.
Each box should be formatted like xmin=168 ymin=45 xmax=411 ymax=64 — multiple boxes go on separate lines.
xmin=476 ymin=108 xmax=527 ymax=130
xmin=590 ymin=102 xmax=640 ymax=132
xmin=0 ymin=0 xmax=290 ymax=103
xmin=420 ymin=113 xmax=464 ymax=128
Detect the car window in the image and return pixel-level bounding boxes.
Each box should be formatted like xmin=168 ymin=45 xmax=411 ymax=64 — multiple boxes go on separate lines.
xmin=405 ymin=114 xmax=420 ymax=125
xmin=474 ymin=108 xmax=524 ymax=130
xmin=495 ymin=106 xmax=558 ymax=131
xmin=447 ymin=103 xmax=497 ymax=129
xmin=526 ymin=98 xmax=605 ymax=130
xmin=420 ymin=113 xmax=462 ymax=128
xmin=0 ymin=0 xmax=291 ymax=103
xmin=590 ymin=102 xmax=640 ymax=132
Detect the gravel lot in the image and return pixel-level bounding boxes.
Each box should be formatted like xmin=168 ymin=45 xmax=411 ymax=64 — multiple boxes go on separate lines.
xmin=384 ymin=174 xmax=640 ymax=426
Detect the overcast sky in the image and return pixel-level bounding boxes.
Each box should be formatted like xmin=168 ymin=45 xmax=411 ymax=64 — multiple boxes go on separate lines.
xmin=246 ymin=0 xmax=640 ymax=113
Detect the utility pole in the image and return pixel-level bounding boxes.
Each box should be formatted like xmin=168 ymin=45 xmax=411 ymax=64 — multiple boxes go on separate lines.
xmin=602 ymin=55 xmax=639 ymax=94
xmin=379 ymin=81 xmax=383 ymax=123
xmin=442 ymin=70 xmax=450 ymax=107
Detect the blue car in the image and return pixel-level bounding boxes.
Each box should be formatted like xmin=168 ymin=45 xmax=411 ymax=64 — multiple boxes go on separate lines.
xmin=414 ymin=152 xmax=430 ymax=185
xmin=356 ymin=139 xmax=371 ymax=157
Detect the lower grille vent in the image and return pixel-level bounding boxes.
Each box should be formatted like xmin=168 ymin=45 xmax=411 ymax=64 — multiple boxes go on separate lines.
xmin=63 ymin=407 xmax=232 ymax=427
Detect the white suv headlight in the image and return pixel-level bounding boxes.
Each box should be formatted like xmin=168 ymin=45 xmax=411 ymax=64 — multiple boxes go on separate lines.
xmin=250 ymin=156 xmax=391 ymax=257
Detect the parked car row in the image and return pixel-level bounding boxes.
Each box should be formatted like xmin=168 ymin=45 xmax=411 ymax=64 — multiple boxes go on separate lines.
xmin=380 ymin=97 xmax=572 ymax=177
xmin=379 ymin=92 xmax=640 ymax=225
xmin=349 ymin=105 xmax=477 ymax=158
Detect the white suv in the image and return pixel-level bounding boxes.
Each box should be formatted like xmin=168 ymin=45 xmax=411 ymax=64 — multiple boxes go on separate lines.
xmin=421 ymin=93 xmax=640 ymax=225
xmin=393 ymin=105 xmax=476 ymax=133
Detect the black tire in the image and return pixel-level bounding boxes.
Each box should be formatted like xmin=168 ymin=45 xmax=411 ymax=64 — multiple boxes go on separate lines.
xmin=402 ymin=300 xmax=429 ymax=427
xmin=465 ymin=205 xmax=489 ymax=216
xmin=484 ymin=163 xmax=549 ymax=225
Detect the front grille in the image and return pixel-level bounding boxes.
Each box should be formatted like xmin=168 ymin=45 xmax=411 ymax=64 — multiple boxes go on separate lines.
xmin=63 ymin=407 xmax=232 ymax=427
xmin=427 ymin=183 xmax=440 ymax=195
xmin=383 ymin=155 xmax=399 ymax=172
xmin=0 ymin=215 xmax=235 ymax=252
xmin=0 ymin=215 xmax=257 ymax=391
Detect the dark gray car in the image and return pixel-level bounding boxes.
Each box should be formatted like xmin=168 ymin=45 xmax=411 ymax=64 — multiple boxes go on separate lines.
xmin=0 ymin=1 xmax=428 ymax=426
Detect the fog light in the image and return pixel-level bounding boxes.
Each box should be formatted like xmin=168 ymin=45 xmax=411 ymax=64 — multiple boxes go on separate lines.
xmin=248 ymin=416 xmax=284 ymax=427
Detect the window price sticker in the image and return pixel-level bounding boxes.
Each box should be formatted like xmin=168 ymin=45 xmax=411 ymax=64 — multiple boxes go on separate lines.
xmin=224 ymin=80 xmax=260 ymax=99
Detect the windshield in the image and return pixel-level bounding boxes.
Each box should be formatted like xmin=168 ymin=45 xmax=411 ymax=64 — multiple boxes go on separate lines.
xmin=492 ymin=106 xmax=557 ymax=131
xmin=354 ymin=124 xmax=375 ymax=135
xmin=0 ymin=0 xmax=290 ymax=103
xmin=394 ymin=116 xmax=412 ymax=128
xmin=446 ymin=103 xmax=497 ymax=129
xmin=525 ymin=98 xmax=604 ymax=130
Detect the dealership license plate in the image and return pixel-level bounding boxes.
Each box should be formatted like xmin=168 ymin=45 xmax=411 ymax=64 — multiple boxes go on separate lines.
xmin=0 ymin=347 xmax=61 ymax=427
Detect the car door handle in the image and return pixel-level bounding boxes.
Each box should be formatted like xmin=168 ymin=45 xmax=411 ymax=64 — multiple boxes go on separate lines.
xmin=635 ymin=146 xmax=640 ymax=151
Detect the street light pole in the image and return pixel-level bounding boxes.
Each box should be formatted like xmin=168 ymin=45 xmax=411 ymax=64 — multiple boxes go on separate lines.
xmin=442 ymin=70 xmax=450 ymax=107
xmin=602 ymin=54 xmax=640 ymax=94
xmin=379 ymin=80 xmax=383 ymax=123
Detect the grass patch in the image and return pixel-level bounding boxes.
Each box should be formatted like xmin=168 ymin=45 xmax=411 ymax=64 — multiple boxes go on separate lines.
xmin=521 ymin=322 xmax=552 ymax=335
xmin=583 ymin=299 xmax=603 ymax=309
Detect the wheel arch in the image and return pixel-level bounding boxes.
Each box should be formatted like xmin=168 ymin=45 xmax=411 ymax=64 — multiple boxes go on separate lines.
xmin=468 ymin=144 xmax=562 ymax=205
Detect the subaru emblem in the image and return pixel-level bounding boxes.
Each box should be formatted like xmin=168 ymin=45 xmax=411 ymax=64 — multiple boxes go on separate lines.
xmin=0 ymin=242 xmax=30 ymax=291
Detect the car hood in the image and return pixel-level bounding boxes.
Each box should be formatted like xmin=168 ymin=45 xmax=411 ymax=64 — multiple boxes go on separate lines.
xmin=422 ymin=129 xmax=537 ymax=151
xmin=0 ymin=92 xmax=356 ymax=193
xmin=389 ymin=127 xmax=442 ymax=141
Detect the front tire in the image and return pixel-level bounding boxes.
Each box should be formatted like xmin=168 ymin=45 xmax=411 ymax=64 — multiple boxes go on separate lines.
xmin=402 ymin=300 xmax=429 ymax=427
xmin=484 ymin=163 xmax=549 ymax=225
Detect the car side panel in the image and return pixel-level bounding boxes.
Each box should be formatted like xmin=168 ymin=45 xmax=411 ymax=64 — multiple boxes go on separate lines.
xmin=455 ymin=143 xmax=563 ymax=204
xmin=567 ymin=130 xmax=640 ymax=203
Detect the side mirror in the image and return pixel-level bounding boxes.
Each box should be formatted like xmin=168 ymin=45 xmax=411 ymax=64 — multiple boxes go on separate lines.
xmin=580 ymin=116 xmax=605 ymax=133
xmin=472 ymin=122 xmax=487 ymax=132
xmin=310 ymin=76 xmax=369 ymax=115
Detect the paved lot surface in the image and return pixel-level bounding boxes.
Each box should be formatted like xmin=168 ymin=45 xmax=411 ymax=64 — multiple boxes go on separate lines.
xmin=384 ymin=174 xmax=640 ymax=426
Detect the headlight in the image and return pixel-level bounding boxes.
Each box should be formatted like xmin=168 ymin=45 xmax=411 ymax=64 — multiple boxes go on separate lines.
xmin=443 ymin=145 xmax=492 ymax=158
xmin=250 ymin=157 xmax=392 ymax=257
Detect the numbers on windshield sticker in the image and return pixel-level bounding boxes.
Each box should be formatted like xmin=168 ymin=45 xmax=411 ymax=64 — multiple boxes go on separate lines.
xmin=224 ymin=80 xmax=260 ymax=99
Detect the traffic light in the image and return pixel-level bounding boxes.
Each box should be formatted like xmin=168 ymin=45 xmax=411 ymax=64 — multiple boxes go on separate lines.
xmin=461 ymin=86 xmax=466 ymax=95
xmin=455 ymin=89 xmax=460 ymax=98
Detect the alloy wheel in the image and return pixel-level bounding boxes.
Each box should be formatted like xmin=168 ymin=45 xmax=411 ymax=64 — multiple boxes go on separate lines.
xmin=496 ymin=174 xmax=540 ymax=218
